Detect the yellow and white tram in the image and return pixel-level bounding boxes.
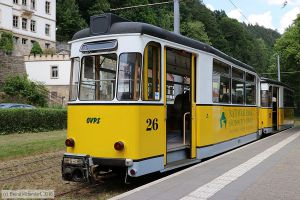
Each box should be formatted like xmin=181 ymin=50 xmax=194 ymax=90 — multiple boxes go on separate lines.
xmin=62 ymin=14 xmax=294 ymax=182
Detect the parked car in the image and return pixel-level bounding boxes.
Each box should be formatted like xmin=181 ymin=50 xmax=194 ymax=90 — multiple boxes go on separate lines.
xmin=0 ymin=103 xmax=36 ymax=109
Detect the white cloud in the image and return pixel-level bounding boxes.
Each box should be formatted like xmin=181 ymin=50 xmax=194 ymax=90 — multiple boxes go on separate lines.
xmin=264 ymin=0 xmax=288 ymax=5
xmin=206 ymin=3 xmax=215 ymax=11
xmin=264 ymin=0 xmax=300 ymax=5
xmin=248 ymin=11 xmax=275 ymax=29
xmin=228 ymin=9 xmax=243 ymax=22
xmin=279 ymin=7 xmax=300 ymax=33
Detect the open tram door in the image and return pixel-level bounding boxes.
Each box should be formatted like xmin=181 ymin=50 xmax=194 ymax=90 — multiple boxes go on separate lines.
xmin=272 ymin=86 xmax=279 ymax=131
xmin=164 ymin=47 xmax=197 ymax=166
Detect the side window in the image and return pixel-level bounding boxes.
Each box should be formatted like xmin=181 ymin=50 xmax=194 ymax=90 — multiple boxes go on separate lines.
xmin=212 ymin=59 xmax=231 ymax=103
xmin=232 ymin=68 xmax=245 ymax=104
xmin=143 ymin=42 xmax=161 ymax=101
xmin=117 ymin=53 xmax=142 ymax=101
xmin=245 ymin=73 xmax=256 ymax=105
xmin=284 ymin=89 xmax=294 ymax=107
xmin=69 ymin=57 xmax=80 ymax=101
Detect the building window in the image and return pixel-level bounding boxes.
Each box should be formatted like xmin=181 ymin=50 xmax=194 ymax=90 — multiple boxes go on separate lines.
xmin=50 ymin=91 xmax=58 ymax=99
xmin=45 ymin=1 xmax=50 ymax=14
xmin=13 ymin=15 xmax=19 ymax=28
xmin=31 ymin=40 xmax=35 ymax=45
xmin=30 ymin=0 xmax=35 ymax=10
xmin=30 ymin=20 xmax=36 ymax=32
xmin=22 ymin=18 xmax=27 ymax=30
xmin=45 ymin=24 xmax=50 ymax=35
xmin=22 ymin=38 xmax=27 ymax=44
xmin=13 ymin=36 xmax=19 ymax=44
xmin=51 ymin=66 xmax=58 ymax=78
xmin=45 ymin=43 xmax=50 ymax=48
xmin=22 ymin=0 xmax=27 ymax=6
xmin=13 ymin=0 xmax=18 ymax=4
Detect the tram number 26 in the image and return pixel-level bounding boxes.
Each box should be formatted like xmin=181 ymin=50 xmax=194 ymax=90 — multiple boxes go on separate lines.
xmin=146 ymin=118 xmax=158 ymax=131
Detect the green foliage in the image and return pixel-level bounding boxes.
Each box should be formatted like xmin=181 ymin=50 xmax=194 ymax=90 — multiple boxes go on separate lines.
xmin=56 ymin=0 xmax=87 ymax=41
xmin=274 ymin=14 xmax=300 ymax=115
xmin=3 ymin=75 xmax=48 ymax=107
xmin=0 ymin=31 xmax=13 ymax=54
xmin=181 ymin=21 xmax=211 ymax=45
xmin=30 ymin=42 xmax=43 ymax=55
xmin=87 ymin=0 xmax=110 ymax=16
xmin=0 ymin=109 xmax=67 ymax=134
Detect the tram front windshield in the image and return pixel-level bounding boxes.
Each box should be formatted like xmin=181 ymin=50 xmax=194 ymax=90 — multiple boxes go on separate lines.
xmin=79 ymin=54 xmax=117 ymax=101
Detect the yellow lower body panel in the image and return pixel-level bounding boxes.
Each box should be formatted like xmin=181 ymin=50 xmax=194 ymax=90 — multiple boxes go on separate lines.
xmin=196 ymin=106 xmax=258 ymax=147
xmin=67 ymin=104 xmax=165 ymax=160
xmin=259 ymin=108 xmax=272 ymax=129
xmin=278 ymin=108 xmax=294 ymax=127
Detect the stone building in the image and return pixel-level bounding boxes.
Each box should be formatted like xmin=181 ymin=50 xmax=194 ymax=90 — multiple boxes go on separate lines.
xmin=24 ymin=54 xmax=71 ymax=104
xmin=0 ymin=0 xmax=56 ymax=56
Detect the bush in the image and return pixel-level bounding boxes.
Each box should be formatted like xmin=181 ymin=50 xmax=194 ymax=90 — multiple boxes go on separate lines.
xmin=30 ymin=41 xmax=43 ymax=55
xmin=0 ymin=108 xmax=67 ymax=134
xmin=3 ymin=75 xmax=48 ymax=107
xmin=0 ymin=31 xmax=13 ymax=54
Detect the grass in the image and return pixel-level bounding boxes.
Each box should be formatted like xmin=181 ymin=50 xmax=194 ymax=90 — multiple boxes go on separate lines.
xmin=0 ymin=130 xmax=66 ymax=161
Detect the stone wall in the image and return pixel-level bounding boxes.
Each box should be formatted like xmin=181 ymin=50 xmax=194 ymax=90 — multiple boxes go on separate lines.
xmin=46 ymin=85 xmax=69 ymax=105
xmin=0 ymin=55 xmax=26 ymax=82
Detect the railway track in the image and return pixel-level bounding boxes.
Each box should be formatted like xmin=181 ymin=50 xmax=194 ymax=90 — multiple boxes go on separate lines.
xmin=0 ymin=164 xmax=60 ymax=182
xmin=0 ymin=155 xmax=62 ymax=171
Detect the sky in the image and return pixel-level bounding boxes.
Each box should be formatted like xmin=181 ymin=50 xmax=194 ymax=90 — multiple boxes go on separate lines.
xmin=202 ymin=0 xmax=300 ymax=33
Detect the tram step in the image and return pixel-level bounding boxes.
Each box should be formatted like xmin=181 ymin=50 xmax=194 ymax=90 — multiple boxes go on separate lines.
xmin=161 ymin=158 xmax=201 ymax=172
xmin=167 ymin=147 xmax=190 ymax=163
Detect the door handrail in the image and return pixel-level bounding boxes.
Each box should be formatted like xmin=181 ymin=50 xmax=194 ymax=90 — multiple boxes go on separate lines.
xmin=183 ymin=112 xmax=191 ymax=145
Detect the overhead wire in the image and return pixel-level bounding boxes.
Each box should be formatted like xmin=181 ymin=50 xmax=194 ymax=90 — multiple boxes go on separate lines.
xmin=110 ymin=1 xmax=174 ymax=11
xmin=226 ymin=0 xmax=250 ymax=23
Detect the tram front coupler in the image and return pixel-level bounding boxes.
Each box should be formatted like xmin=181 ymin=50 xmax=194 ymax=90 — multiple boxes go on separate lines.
xmin=62 ymin=154 xmax=93 ymax=183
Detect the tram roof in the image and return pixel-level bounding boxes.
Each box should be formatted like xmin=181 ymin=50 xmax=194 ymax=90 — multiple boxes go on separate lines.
xmin=260 ymin=77 xmax=293 ymax=90
xmin=72 ymin=13 xmax=256 ymax=72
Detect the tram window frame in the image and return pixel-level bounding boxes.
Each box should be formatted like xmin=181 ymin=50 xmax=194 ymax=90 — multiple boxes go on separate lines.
xmin=245 ymin=73 xmax=256 ymax=105
xmin=284 ymin=88 xmax=294 ymax=107
xmin=142 ymin=42 xmax=161 ymax=101
xmin=231 ymin=67 xmax=245 ymax=105
xmin=117 ymin=52 xmax=142 ymax=101
xmin=261 ymin=85 xmax=272 ymax=108
xmin=79 ymin=53 xmax=118 ymax=101
xmin=212 ymin=59 xmax=231 ymax=104
xmin=69 ymin=57 xmax=80 ymax=101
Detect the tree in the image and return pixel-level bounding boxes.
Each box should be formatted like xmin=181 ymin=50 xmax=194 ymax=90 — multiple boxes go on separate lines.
xmin=3 ymin=75 xmax=48 ymax=107
xmin=274 ymin=14 xmax=300 ymax=115
xmin=56 ymin=0 xmax=87 ymax=41
xmin=0 ymin=31 xmax=13 ymax=54
xmin=181 ymin=21 xmax=211 ymax=45
xmin=30 ymin=42 xmax=43 ymax=55
xmin=88 ymin=0 xmax=110 ymax=16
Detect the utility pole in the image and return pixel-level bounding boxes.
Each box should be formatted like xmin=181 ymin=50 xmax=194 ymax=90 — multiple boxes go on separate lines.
xmin=174 ymin=0 xmax=180 ymax=34
xmin=277 ymin=54 xmax=281 ymax=81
